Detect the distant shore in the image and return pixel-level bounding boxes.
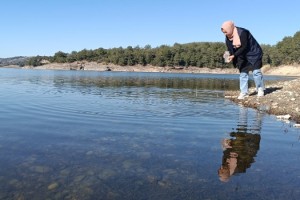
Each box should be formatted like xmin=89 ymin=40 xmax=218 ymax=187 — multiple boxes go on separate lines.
xmin=3 ymin=62 xmax=300 ymax=76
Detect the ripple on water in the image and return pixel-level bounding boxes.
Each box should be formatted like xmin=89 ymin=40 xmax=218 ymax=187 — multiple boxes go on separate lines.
xmin=1 ymin=69 xmax=300 ymax=200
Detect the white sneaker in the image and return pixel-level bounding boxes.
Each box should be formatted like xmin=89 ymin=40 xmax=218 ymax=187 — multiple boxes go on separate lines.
xmin=257 ymin=87 xmax=264 ymax=97
xmin=237 ymin=93 xmax=248 ymax=100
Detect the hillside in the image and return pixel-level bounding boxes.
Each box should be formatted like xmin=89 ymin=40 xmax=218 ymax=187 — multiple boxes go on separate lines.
xmin=0 ymin=56 xmax=29 ymax=67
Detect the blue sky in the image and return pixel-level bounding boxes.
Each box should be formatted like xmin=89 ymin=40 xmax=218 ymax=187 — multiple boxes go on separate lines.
xmin=1 ymin=0 xmax=299 ymax=58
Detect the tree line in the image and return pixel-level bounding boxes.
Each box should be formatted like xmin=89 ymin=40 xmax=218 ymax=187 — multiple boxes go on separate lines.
xmin=27 ymin=31 xmax=300 ymax=69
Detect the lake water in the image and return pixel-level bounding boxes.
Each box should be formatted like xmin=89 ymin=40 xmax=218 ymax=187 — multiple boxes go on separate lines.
xmin=0 ymin=68 xmax=300 ymax=200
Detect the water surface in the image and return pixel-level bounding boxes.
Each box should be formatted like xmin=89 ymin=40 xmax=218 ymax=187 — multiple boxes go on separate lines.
xmin=0 ymin=68 xmax=299 ymax=200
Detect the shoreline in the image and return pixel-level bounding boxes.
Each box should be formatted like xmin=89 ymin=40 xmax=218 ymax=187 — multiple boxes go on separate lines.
xmin=35 ymin=64 xmax=300 ymax=76
xmin=23 ymin=62 xmax=240 ymax=74
xmin=3 ymin=62 xmax=300 ymax=76
xmin=225 ymin=78 xmax=300 ymax=124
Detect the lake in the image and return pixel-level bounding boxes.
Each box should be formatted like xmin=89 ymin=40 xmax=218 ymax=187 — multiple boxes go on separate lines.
xmin=0 ymin=68 xmax=299 ymax=200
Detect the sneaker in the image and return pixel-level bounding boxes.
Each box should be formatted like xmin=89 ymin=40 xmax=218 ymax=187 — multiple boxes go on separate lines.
xmin=237 ymin=93 xmax=248 ymax=100
xmin=257 ymin=87 xmax=264 ymax=97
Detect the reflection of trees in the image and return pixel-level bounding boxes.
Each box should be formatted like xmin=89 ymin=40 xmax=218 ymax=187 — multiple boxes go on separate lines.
xmin=53 ymin=73 xmax=239 ymax=91
xmin=218 ymin=106 xmax=262 ymax=182
xmin=50 ymin=74 xmax=240 ymax=103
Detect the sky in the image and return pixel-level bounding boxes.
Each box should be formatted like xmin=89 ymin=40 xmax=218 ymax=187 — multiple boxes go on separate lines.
xmin=1 ymin=0 xmax=300 ymax=58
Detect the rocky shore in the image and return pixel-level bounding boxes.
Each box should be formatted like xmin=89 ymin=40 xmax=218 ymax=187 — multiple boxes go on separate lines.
xmin=225 ymin=78 xmax=300 ymax=124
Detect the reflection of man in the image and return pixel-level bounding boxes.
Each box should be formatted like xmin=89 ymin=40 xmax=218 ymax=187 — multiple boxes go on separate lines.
xmin=218 ymin=106 xmax=262 ymax=182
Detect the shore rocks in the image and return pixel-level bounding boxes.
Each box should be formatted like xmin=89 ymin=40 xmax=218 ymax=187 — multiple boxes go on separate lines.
xmin=225 ymin=78 xmax=300 ymax=123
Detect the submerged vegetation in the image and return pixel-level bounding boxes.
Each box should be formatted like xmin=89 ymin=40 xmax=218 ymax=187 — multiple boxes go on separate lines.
xmin=27 ymin=31 xmax=300 ymax=69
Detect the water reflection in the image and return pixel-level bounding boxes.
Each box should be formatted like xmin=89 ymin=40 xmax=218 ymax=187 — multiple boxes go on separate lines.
xmin=218 ymin=106 xmax=262 ymax=182
xmin=53 ymin=74 xmax=240 ymax=91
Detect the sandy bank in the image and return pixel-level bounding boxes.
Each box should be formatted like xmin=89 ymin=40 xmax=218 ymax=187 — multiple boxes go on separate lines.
xmin=19 ymin=62 xmax=300 ymax=77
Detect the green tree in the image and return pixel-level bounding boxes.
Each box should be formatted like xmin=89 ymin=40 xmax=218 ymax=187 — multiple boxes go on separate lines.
xmin=26 ymin=29 xmax=300 ymax=69
xmin=52 ymin=51 xmax=68 ymax=63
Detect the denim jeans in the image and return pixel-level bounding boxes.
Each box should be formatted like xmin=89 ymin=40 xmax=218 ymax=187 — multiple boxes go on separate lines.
xmin=240 ymin=69 xmax=264 ymax=94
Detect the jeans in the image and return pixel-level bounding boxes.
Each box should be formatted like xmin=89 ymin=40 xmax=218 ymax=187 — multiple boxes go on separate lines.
xmin=240 ymin=69 xmax=264 ymax=94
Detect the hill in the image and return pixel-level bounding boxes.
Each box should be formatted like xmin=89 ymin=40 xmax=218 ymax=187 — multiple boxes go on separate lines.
xmin=0 ymin=56 xmax=30 ymax=67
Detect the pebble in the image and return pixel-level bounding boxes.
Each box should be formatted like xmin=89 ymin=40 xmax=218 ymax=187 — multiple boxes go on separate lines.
xmin=276 ymin=114 xmax=291 ymax=120
xmin=30 ymin=165 xmax=51 ymax=173
xmin=74 ymin=175 xmax=85 ymax=182
xmin=48 ymin=182 xmax=59 ymax=190
xmin=294 ymin=124 xmax=300 ymax=128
